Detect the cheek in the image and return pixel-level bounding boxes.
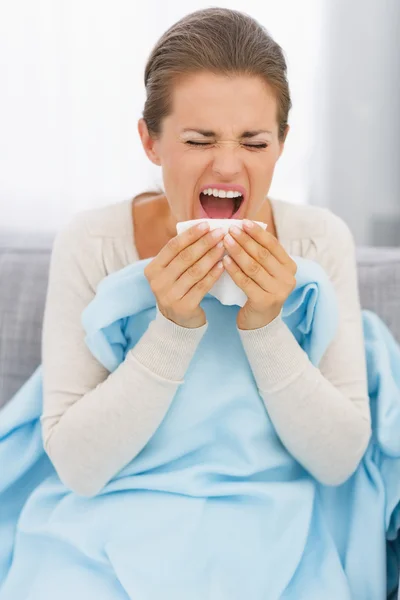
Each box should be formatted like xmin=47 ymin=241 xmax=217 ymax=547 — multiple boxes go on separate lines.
xmin=257 ymin=151 xmax=279 ymax=178
xmin=248 ymin=155 xmax=275 ymax=184
xmin=261 ymin=161 xmax=276 ymax=180
xmin=247 ymin=156 xmax=277 ymax=205
xmin=180 ymin=149 xmax=209 ymax=171
xmin=160 ymin=150 xmax=202 ymax=211
xmin=165 ymin=146 xmax=205 ymax=176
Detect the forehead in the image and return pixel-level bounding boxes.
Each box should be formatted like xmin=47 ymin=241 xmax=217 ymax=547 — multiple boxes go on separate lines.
xmin=166 ymin=71 xmax=278 ymax=132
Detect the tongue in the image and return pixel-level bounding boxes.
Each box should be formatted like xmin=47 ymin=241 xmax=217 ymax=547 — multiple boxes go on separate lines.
xmin=200 ymin=193 xmax=235 ymax=218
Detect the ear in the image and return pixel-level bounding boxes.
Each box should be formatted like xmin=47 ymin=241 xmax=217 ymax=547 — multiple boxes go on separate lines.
xmin=137 ymin=118 xmax=162 ymax=166
xmin=278 ymin=124 xmax=290 ymax=159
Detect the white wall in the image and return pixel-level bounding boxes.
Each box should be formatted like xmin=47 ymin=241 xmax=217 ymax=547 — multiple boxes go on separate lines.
xmin=309 ymin=0 xmax=400 ymax=246
xmin=0 ymin=0 xmax=324 ymax=232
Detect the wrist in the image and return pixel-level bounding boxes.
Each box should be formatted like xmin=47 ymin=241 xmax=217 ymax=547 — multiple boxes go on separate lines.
xmin=157 ymin=305 xmax=206 ymax=329
xmin=237 ymin=308 xmax=282 ymax=331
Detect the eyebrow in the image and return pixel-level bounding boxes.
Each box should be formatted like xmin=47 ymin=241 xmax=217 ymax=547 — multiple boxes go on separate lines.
xmin=181 ymin=128 xmax=272 ymax=138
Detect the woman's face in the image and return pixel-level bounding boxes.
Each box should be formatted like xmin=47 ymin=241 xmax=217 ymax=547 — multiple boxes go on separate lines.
xmin=138 ymin=71 xmax=289 ymax=222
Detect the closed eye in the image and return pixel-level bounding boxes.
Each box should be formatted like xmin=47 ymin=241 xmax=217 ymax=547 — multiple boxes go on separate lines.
xmin=185 ymin=141 xmax=268 ymax=149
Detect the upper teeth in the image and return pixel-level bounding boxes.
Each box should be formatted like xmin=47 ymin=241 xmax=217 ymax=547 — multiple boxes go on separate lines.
xmin=202 ymin=188 xmax=243 ymax=199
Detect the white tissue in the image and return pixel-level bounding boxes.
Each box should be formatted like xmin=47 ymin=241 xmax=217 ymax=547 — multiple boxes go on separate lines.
xmin=176 ymin=218 xmax=268 ymax=307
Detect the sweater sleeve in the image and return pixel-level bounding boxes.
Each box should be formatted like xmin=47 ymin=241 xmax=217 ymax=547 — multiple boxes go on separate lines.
xmin=237 ymin=212 xmax=372 ymax=486
xmin=41 ymin=215 xmax=207 ymax=497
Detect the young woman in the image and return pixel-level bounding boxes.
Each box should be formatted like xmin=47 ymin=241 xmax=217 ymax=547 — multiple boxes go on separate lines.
xmin=40 ymin=6 xmax=371 ymax=584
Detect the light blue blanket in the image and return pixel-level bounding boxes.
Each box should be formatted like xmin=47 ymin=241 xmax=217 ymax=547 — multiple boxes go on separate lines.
xmin=1 ymin=256 xmax=400 ymax=599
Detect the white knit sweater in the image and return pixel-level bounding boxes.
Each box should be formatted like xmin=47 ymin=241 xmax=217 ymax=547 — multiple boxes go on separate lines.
xmin=40 ymin=197 xmax=372 ymax=496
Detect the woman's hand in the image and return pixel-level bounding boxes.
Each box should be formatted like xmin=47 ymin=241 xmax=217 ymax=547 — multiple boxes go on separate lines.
xmin=222 ymin=219 xmax=298 ymax=330
xmin=144 ymin=222 xmax=226 ymax=328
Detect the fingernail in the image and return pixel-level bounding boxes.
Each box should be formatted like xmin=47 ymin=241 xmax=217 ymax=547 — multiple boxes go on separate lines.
xmin=225 ymin=233 xmax=235 ymax=246
xmin=212 ymin=228 xmax=225 ymax=238
xmin=230 ymin=226 xmax=241 ymax=235
xmin=243 ymin=219 xmax=254 ymax=228
xmin=198 ymin=222 xmax=209 ymax=231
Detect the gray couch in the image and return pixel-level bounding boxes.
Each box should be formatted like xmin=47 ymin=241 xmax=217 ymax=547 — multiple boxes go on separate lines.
xmin=1 ymin=230 xmax=400 ymax=409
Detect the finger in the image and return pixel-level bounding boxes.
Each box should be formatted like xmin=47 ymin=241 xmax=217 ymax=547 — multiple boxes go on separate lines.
xmin=150 ymin=222 xmax=210 ymax=272
xmin=223 ymin=233 xmax=280 ymax=294
xmin=228 ymin=226 xmax=288 ymax=281
xmin=223 ymin=255 xmax=271 ymax=302
xmin=242 ymin=220 xmax=297 ymax=274
xmin=149 ymin=227 xmax=225 ymax=293
xmin=171 ymin=240 xmax=226 ymax=301
xmin=183 ymin=259 xmax=225 ymax=308
xmin=165 ymin=228 xmax=225 ymax=287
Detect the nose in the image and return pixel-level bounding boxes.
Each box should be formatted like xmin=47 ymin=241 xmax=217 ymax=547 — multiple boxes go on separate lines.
xmin=211 ymin=141 xmax=242 ymax=179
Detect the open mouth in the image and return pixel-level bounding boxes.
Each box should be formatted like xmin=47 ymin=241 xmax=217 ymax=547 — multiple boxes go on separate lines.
xmin=199 ymin=190 xmax=245 ymax=219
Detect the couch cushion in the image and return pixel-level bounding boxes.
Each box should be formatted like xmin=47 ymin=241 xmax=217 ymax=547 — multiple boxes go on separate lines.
xmin=0 ymin=232 xmax=399 ymax=409
xmin=0 ymin=232 xmax=54 ymax=409
xmin=356 ymin=246 xmax=400 ymax=344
